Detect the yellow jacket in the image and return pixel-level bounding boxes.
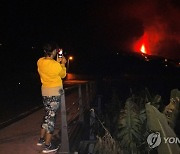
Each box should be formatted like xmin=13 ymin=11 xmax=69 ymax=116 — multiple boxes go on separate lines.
xmin=37 ymin=57 xmax=66 ymax=87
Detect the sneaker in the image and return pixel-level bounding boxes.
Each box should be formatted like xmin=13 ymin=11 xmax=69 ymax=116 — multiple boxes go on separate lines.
xmin=42 ymin=143 xmax=59 ymax=153
xmin=37 ymin=138 xmax=45 ymax=146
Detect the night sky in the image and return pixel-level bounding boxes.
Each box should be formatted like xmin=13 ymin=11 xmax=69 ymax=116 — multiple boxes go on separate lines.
xmin=1 ymin=0 xmax=180 ymax=73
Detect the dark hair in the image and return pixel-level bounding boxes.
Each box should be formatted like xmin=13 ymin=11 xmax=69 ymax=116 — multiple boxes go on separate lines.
xmin=43 ymin=42 xmax=59 ymax=57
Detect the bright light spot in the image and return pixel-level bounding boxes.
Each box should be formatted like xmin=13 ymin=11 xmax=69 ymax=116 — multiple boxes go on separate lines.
xmin=117 ymin=52 xmax=119 ymax=55
xmin=69 ymin=56 xmax=73 ymax=60
xmin=18 ymin=82 xmax=21 ymax=85
xmin=165 ymin=59 xmax=167 ymax=62
xmin=165 ymin=64 xmax=168 ymax=67
xmin=140 ymin=44 xmax=146 ymax=54
xmin=0 ymin=43 xmax=2 ymax=46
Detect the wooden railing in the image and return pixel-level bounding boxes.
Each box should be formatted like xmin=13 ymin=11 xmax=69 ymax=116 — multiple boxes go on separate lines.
xmin=58 ymin=81 xmax=96 ymax=154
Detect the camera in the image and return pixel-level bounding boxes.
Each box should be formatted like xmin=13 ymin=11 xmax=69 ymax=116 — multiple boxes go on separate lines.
xmin=57 ymin=49 xmax=63 ymax=58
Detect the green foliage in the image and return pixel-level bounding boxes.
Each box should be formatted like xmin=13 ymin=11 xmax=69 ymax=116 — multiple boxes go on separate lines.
xmin=146 ymin=103 xmax=180 ymax=153
xmin=94 ymin=132 xmax=122 ymax=154
xmin=163 ymin=89 xmax=180 ymax=129
xmin=94 ymin=87 xmax=180 ymax=154
xmin=109 ymin=89 xmax=121 ymax=117
xmin=145 ymin=88 xmax=162 ymax=109
xmin=107 ymin=89 xmax=122 ymax=134
xmin=116 ymin=98 xmax=144 ymax=153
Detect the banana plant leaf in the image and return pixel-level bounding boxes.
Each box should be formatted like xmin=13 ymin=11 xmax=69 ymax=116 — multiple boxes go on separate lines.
xmin=117 ymin=98 xmax=142 ymax=152
xmin=146 ymin=103 xmax=180 ymax=154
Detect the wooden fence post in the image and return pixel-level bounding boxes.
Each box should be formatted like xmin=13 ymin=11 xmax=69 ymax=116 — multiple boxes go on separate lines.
xmin=78 ymin=85 xmax=84 ymax=122
xmin=59 ymin=89 xmax=69 ymax=154
xmin=88 ymin=108 xmax=96 ymax=153
xmin=89 ymin=82 xmax=93 ymax=102
xmin=98 ymin=95 xmax=102 ymax=115
xmin=89 ymin=109 xmax=95 ymax=140
xmin=86 ymin=83 xmax=90 ymax=109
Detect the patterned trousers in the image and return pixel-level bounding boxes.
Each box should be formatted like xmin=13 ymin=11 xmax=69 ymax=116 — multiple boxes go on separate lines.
xmin=41 ymin=95 xmax=61 ymax=134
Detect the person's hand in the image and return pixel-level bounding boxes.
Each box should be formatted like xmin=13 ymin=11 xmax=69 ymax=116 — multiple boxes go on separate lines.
xmin=61 ymin=56 xmax=67 ymax=65
xmin=56 ymin=55 xmax=61 ymax=63
xmin=57 ymin=56 xmax=67 ymax=65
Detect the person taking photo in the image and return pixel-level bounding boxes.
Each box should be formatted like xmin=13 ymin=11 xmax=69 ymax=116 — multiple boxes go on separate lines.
xmin=37 ymin=43 xmax=67 ymax=153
